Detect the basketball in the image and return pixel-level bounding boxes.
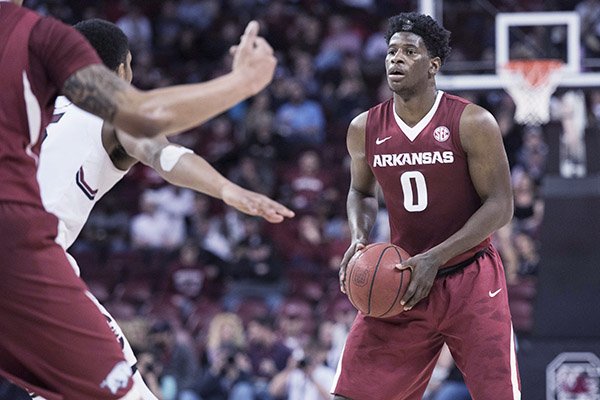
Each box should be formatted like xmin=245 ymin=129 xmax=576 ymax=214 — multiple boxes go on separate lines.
xmin=345 ymin=243 xmax=412 ymax=318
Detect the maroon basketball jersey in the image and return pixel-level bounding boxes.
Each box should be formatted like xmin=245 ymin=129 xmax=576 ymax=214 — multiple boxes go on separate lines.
xmin=365 ymin=91 xmax=490 ymax=266
xmin=0 ymin=3 xmax=100 ymax=207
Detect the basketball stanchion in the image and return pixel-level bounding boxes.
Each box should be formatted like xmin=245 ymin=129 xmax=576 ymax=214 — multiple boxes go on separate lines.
xmin=499 ymin=59 xmax=564 ymax=126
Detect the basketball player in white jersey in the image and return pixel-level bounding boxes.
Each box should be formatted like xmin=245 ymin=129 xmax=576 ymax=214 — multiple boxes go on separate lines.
xmin=36 ymin=19 xmax=294 ymax=400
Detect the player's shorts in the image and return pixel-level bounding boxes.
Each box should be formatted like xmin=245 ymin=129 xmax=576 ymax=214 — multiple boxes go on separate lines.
xmin=64 ymin=253 xmax=138 ymax=367
xmin=0 ymin=203 xmax=135 ymax=400
xmin=332 ymin=245 xmax=521 ymax=400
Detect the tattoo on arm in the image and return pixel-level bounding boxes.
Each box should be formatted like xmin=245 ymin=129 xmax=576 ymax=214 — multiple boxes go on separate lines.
xmin=62 ymin=64 xmax=129 ymax=123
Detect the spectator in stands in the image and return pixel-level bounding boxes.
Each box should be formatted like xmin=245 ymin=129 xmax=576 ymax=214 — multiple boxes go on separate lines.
xmin=244 ymin=113 xmax=281 ymax=170
xmin=148 ymin=320 xmax=199 ymax=400
xmin=276 ymin=300 xmax=314 ymax=353
xmin=205 ymin=313 xmax=247 ymax=362
xmin=314 ymin=14 xmax=363 ymax=73
xmin=228 ymin=155 xmax=276 ymax=199
xmin=275 ymin=79 xmax=326 ymax=145
xmin=161 ymin=242 xmax=207 ymax=323
xmin=154 ymin=1 xmax=182 ymax=56
xmin=291 ymin=50 xmax=320 ymax=98
xmin=188 ymin=313 xmax=254 ymax=400
xmin=268 ymin=341 xmax=336 ymax=400
xmin=515 ymin=126 xmax=549 ymax=185
xmin=362 ymin=20 xmax=388 ymax=85
xmin=324 ymin=297 xmax=355 ymax=369
xmin=280 ymin=149 xmax=335 ymax=214
xmin=513 ymin=231 xmax=541 ymax=277
xmin=328 ymin=54 xmax=371 ymax=125
xmin=576 ymin=0 xmax=600 ymax=57
xmin=131 ymin=191 xmax=186 ymax=251
xmin=199 ymin=116 xmax=239 ymax=170
xmin=150 ymin=185 xmax=197 ymax=222
xmin=187 ymin=195 xmax=233 ymax=263
xmin=511 ymin=168 xmax=545 ymax=237
xmin=246 ymin=315 xmax=293 ymax=399
xmin=424 ymin=345 xmax=470 ymax=400
xmin=244 ymin=91 xmax=273 ymax=133
xmin=176 ymin=0 xmax=221 ymax=32
xmin=73 ymin=193 xmax=131 ymax=257
xmin=131 ymin=50 xmax=167 ymax=90
xmin=496 ymin=167 xmax=544 ymax=283
xmin=116 ymin=3 xmax=152 ymax=54
xmin=275 ymin=214 xmax=328 ymax=277
xmin=222 ymin=216 xmax=285 ymax=311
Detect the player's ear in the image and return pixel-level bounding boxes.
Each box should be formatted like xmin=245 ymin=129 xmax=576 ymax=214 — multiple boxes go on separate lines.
xmin=429 ymin=57 xmax=441 ymax=77
xmin=116 ymin=63 xmax=126 ymax=80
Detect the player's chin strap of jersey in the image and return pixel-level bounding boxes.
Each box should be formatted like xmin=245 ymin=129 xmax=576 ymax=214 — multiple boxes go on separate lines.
xmin=435 ymin=247 xmax=488 ymax=278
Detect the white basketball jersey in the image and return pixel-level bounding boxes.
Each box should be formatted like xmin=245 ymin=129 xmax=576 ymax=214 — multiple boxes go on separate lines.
xmin=38 ymin=96 xmax=129 ymax=250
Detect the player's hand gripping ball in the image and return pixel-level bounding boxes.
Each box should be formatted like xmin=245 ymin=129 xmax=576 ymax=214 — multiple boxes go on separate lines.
xmin=344 ymin=243 xmax=412 ymax=318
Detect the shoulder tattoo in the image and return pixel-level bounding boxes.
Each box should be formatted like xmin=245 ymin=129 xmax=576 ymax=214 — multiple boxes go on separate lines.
xmin=62 ymin=64 xmax=129 ymax=123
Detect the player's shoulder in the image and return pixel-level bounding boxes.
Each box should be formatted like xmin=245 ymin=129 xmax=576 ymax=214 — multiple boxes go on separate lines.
xmin=350 ymin=98 xmax=393 ymax=130
xmin=33 ymin=11 xmax=75 ymax=32
xmin=51 ymin=96 xmax=103 ymax=133
xmin=54 ymin=96 xmax=72 ymax=111
xmin=29 ymin=11 xmax=77 ymax=45
xmin=460 ymin=102 xmax=497 ymax=129
xmin=457 ymin=101 xmax=501 ymax=147
xmin=440 ymin=91 xmax=492 ymax=120
xmin=349 ymin=111 xmax=369 ymax=130
xmin=441 ymin=91 xmax=471 ymax=106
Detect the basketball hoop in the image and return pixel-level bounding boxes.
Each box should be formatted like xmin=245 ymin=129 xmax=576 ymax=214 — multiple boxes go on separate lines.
xmin=500 ymin=59 xmax=564 ymax=126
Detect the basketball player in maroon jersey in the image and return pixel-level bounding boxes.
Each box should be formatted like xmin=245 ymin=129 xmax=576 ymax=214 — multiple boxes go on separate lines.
xmin=333 ymin=12 xmax=521 ymax=399
xmin=0 ymin=1 xmax=284 ymax=399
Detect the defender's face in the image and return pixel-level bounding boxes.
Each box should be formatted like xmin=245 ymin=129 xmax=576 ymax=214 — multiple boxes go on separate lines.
xmin=385 ymin=32 xmax=432 ymax=93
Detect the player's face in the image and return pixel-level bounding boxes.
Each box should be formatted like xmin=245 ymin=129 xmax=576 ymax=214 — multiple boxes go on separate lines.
xmin=385 ymin=32 xmax=432 ymax=94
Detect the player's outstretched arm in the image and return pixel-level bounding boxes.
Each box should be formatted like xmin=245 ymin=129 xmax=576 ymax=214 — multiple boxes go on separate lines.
xmin=62 ymin=21 xmax=275 ymax=138
xmin=116 ymin=131 xmax=294 ymax=223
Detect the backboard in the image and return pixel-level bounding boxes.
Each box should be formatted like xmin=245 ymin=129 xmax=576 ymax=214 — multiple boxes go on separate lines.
xmin=429 ymin=8 xmax=600 ymax=90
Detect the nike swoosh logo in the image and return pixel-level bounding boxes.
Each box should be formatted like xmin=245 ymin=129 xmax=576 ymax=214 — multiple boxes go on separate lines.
xmin=488 ymin=288 xmax=502 ymax=297
xmin=376 ymin=136 xmax=392 ymax=145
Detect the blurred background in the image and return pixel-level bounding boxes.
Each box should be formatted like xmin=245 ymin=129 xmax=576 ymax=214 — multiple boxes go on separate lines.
xmin=3 ymin=0 xmax=600 ymax=399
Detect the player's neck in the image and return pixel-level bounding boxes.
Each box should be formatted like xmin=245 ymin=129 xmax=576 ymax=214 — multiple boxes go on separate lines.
xmin=393 ymin=87 xmax=438 ymax=127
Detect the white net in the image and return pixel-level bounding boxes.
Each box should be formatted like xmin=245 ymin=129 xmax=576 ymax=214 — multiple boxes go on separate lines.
xmin=500 ymin=60 xmax=564 ymax=126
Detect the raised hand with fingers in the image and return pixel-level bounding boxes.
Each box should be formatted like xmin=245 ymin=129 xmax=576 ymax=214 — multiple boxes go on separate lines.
xmin=230 ymin=20 xmax=277 ymax=95
xmin=221 ymin=182 xmax=294 ymax=224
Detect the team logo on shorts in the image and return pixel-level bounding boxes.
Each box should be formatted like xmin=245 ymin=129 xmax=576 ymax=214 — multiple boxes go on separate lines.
xmin=100 ymin=361 xmax=131 ymax=395
xmin=433 ymin=126 xmax=450 ymax=142
xmin=547 ymin=352 xmax=600 ymax=399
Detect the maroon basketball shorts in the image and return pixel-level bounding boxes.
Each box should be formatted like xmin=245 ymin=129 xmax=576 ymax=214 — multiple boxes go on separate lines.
xmin=332 ymin=246 xmax=521 ymax=400
xmin=0 ymin=203 xmax=134 ymax=400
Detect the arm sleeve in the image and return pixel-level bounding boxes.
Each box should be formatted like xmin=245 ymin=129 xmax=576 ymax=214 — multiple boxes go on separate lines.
xmin=29 ymin=16 xmax=102 ymax=90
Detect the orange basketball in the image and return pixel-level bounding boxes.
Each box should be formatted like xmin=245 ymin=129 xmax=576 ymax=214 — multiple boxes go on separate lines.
xmin=345 ymin=243 xmax=412 ymax=318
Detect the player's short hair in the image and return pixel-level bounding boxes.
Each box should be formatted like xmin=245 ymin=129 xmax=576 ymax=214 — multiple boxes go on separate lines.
xmin=73 ymin=19 xmax=129 ymax=71
xmin=385 ymin=12 xmax=451 ymax=64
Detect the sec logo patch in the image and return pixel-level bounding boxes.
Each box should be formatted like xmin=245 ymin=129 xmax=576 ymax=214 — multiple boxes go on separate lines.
xmin=433 ymin=126 xmax=450 ymax=142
